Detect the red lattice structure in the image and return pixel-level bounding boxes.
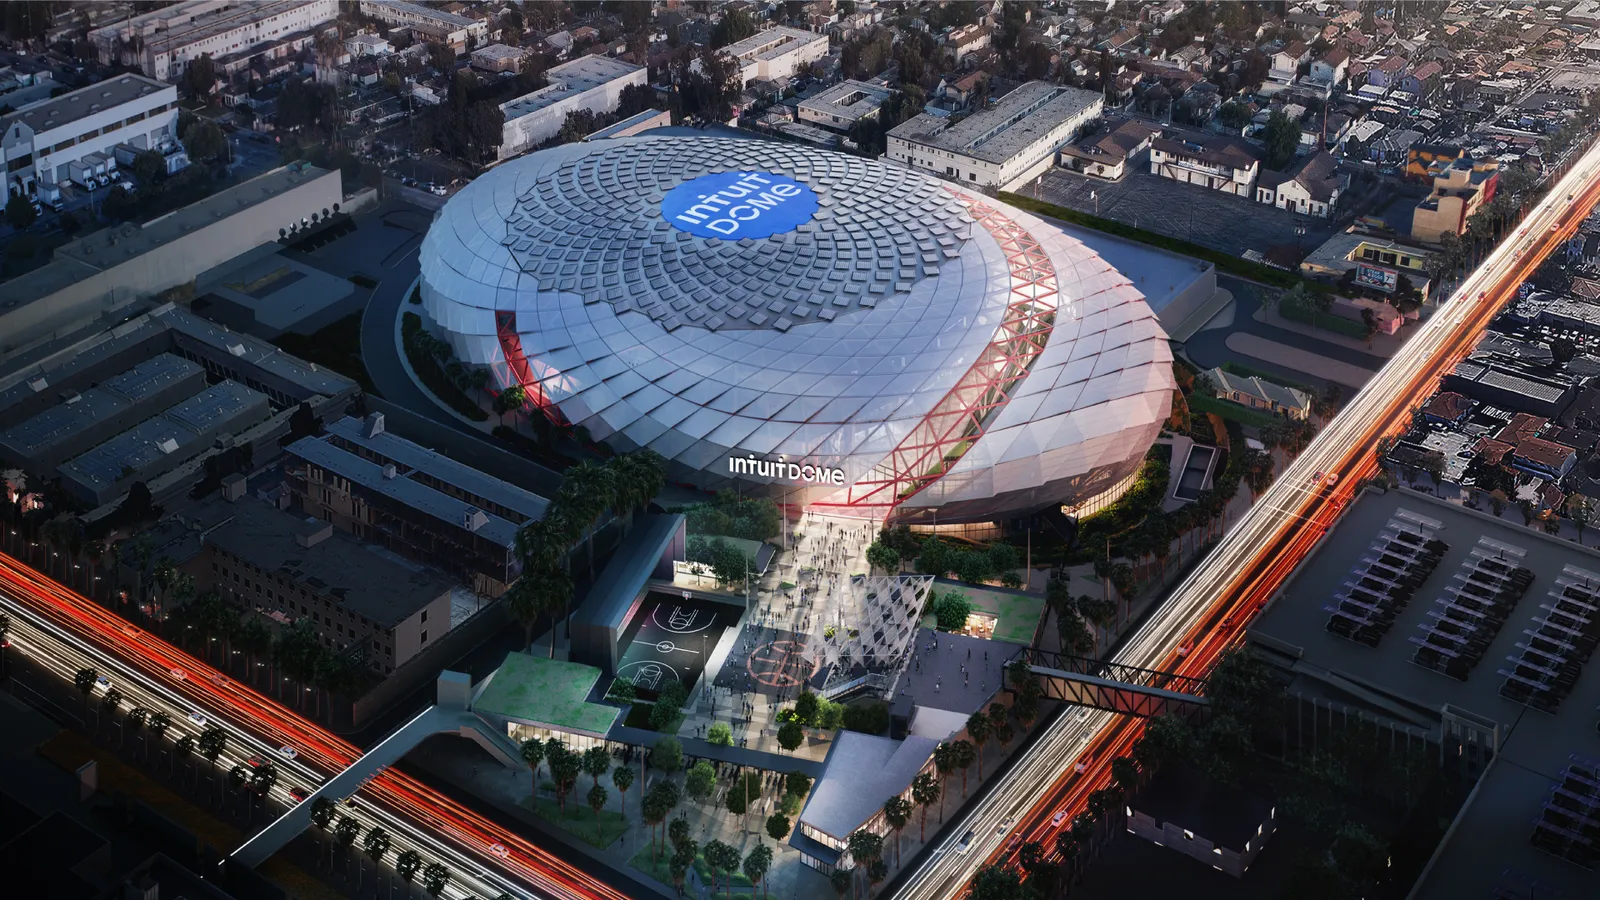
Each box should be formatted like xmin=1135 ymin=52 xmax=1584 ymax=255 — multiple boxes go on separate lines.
xmin=495 ymin=310 xmax=570 ymax=427
xmin=812 ymin=193 xmax=1060 ymax=519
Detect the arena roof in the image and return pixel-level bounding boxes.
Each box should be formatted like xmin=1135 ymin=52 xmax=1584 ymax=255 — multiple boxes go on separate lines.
xmin=420 ymin=136 xmax=1174 ymax=522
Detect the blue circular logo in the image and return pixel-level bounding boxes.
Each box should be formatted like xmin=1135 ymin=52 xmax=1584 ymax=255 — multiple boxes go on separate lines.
xmin=661 ymin=171 xmax=818 ymax=240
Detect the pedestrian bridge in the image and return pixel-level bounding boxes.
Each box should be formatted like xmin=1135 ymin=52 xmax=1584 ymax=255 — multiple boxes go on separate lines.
xmin=1016 ymin=649 xmax=1212 ymax=723
xmin=229 ymin=672 xmax=521 ymax=869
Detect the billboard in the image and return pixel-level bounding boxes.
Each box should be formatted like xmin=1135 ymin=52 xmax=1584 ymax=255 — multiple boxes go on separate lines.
xmin=1354 ymin=262 xmax=1398 ymax=293
xmin=662 ymin=171 xmax=819 ymax=240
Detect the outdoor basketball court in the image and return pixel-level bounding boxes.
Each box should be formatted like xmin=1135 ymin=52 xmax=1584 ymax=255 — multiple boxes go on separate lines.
xmin=714 ymin=626 xmax=824 ymax=699
xmin=614 ymin=592 xmax=737 ymax=701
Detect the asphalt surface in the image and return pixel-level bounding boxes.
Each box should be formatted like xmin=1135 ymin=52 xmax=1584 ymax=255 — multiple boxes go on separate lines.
xmin=1183 ymin=275 xmax=1389 ymax=392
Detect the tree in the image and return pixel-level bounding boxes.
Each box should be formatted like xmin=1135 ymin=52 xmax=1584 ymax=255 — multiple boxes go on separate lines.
xmin=582 ymin=745 xmax=611 ymax=790
xmin=882 ymin=795 xmax=912 ymax=866
xmin=423 ymin=862 xmax=452 ymax=897
xmin=181 ymin=54 xmax=216 ymax=102
xmin=931 ymin=590 xmax=974 ymax=631
xmin=519 ymin=737 xmax=546 ymax=796
xmin=548 ymin=741 xmax=582 ymax=812
xmin=607 ymin=764 xmax=633 ymax=816
xmin=334 ymin=814 xmax=362 ymax=857
xmin=969 ymin=863 xmax=1028 ymax=900
xmin=494 ymin=384 xmax=526 ymax=425
xmin=950 ymin=739 xmax=977 ymax=799
xmin=4 ymin=192 xmax=37 ymax=230
xmin=766 ymin=812 xmax=791 ymax=839
xmin=743 ymin=842 xmax=773 ymax=899
xmin=652 ymin=736 xmax=683 ymax=774
xmin=395 ymin=849 xmax=423 ymax=891
xmin=686 ymin=760 xmax=717 ymax=804
xmin=363 ymin=827 xmax=392 ymax=868
xmin=911 ymin=772 xmax=940 ymax=841
xmin=965 ymin=710 xmax=993 ymax=779
xmin=707 ymin=721 xmax=734 ymax=746
xmin=1262 ymin=110 xmax=1301 ymax=170
xmin=866 ymin=540 xmax=900 ymax=574
xmin=830 ymin=867 xmax=854 ymax=899
xmin=587 ymin=783 xmax=609 ymax=836
xmin=183 ymin=120 xmax=228 ymax=162
xmin=712 ymin=7 xmax=756 ymax=47
xmin=74 ymin=666 xmax=98 ymax=709
xmin=1218 ymin=100 xmax=1253 ymax=131
xmin=703 ymin=839 xmax=733 ymax=895
xmin=777 ymin=720 xmax=804 ymax=752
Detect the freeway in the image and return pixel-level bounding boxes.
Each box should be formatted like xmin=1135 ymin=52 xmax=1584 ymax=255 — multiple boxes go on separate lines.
xmin=891 ymin=139 xmax=1600 ymax=900
xmin=0 ymin=552 xmax=631 ymax=900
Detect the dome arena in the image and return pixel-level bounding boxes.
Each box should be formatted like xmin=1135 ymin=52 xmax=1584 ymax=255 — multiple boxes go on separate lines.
xmin=419 ymin=136 xmax=1174 ymax=524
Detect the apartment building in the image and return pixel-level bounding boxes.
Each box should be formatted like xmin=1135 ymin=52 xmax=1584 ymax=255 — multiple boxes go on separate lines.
xmin=797 ymin=79 xmax=892 ymax=132
xmin=1148 ymin=133 xmax=1261 ymax=197
xmin=705 ymin=26 xmax=828 ymax=87
xmin=88 ymin=0 xmax=339 ymax=82
xmin=0 ymin=73 xmax=177 ymax=198
xmin=358 ymin=0 xmax=487 ymax=53
xmin=1410 ymin=156 xmax=1499 ymax=244
xmin=285 ymin=413 xmax=551 ymax=598
xmin=888 ymin=82 xmax=1103 ymax=190
xmin=497 ymin=56 xmax=645 ymax=159
xmin=173 ymin=497 xmax=453 ymax=673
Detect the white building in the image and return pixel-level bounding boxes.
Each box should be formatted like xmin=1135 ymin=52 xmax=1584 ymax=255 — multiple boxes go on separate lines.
xmin=706 ymin=26 xmax=829 ymax=87
xmin=1 ymin=73 xmax=179 ymax=198
xmin=887 ymin=82 xmax=1103 ymax=191
xmin=797 ymin=79 xmax=893 ymax=132
xmin=1148 ymin=133 xmax=1260 ymax=197
xmin=358 ymin=0 xmax=487 ymax=52
xmin=497 ymin=56 xmax=645 ymax=160
xmin=88 ymin=0 xmax=339 ymax=82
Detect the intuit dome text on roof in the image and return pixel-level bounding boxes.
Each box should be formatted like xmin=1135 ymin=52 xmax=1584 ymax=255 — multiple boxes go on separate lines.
xmin=662 ymin=171 xmax=819 ymax=239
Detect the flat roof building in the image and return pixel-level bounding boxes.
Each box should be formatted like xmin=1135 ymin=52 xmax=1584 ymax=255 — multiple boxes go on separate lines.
xmin=186 ymin=497 xmax=454 ymax=673
xmin=285 ymin=413 xmax=555 ymax=597
xmin=59 ymin=380 xmax=271 ymax=505
xmin=0 ymin=163 xmax=342 ymax=365
xmin=888 ymin=82 xmax=1104 ymax=190
xmin=497 ymin=55 xmax=646 ymax=160
xmin=706 ymin=26 xmax=828 ymax=88
xmin=0 ymin=73 xmax=178 ymax=198
xmin=797 ymin=79 xmax=893 ymax=133
xmin=794 ymin=731 xmax=939 ymax=873
xmin=357 ymin=0 xmax=486 ymax=51
xmin=88 ymin=1 xmax=339 ymax=82
xmin=0 ymin=354 xmax=205 ymax=473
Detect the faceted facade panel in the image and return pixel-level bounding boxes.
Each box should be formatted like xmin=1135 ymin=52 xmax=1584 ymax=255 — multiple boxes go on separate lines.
xmin=420 ymin=136 xmax=1175 ymax=523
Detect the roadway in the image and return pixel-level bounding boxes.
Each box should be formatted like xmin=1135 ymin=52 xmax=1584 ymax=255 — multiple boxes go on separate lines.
xmin=889 ymin=140 xmax=1600 ymax=900
xmin=0 ymin=551 xmax=636 ymax=900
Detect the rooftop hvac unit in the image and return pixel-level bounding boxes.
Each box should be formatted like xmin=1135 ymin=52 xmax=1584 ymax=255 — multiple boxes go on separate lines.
xmin=227 ymin=342 xmax=247 ymax=357
xmin=382 ymin=464 xmax=397 ymax=479
xmin=462 ymin=508 xmax=489 ymax=532
xmin=27 ymin=377 xmax=48 ymax=392
xmin=156 ymin=438 xmax=179 ymax=454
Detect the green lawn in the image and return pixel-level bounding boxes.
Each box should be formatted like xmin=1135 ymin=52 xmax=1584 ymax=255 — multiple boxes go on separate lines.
xmin=628 ymin=842 xmax=756 ymax=892
xmin=1187 ymin=394 xmax=1283 ymax=430
xmin=473 ymin=653 xmax=619 ymax=736
xmin=923 ymin=582 xmax=1046 ymax=645
xmin=521 ymin=794 xmax=630 ymax=849
xmin=1277 ymin=300 xmax=1370 ymax=339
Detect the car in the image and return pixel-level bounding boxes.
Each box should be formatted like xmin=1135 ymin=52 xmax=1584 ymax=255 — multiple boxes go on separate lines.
xmin=1552 ymin=222 xmax=1561 ymax=232
xmin=997 ymin=817 xmax=1013 ymax=836
xmin=169 ymin=667 xmax=187 ymax=681
xmin=1051 ymin=809 xmax=1068 ymax=828
xmin=187 ymin=712 xmax=207 ymax=727
xmin=246 ymin=753 xmax=269 ymax=768
xmin=117 ymin=180 xmax=133 ymax=192
xmin=955 ymin=830 xmax=975 ymax=854
xmin=289 ymin=786 xmax=310 ymax=804
xmin=1074 ymin=760 xmax=1089 ymax=774
xmin=430 ymin=185 xmax=447 ymax=196
xmin=277 ymin=745 xmax=297 ymax=761
xmin=94 ymin=675 xmax=110 ymax=692
xmin=1075 ymin=706 xmax=1091 ymax=723
xmin=488 ymin=843 xmax=510 ymax=859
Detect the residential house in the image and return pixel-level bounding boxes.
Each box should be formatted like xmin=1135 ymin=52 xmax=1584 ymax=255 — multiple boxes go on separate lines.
xmin=1365 ymin=55 xmax=1410 ymax=89
xmin=1255 ymin=151 xmax=1346 ymax=218
xmin=1208 ymin=368 xmax=1313 ymax=420
xmin=1148 ymin=132 xmax=1260 ymax=197
xmin=943 ymin=24 xmax=991 ymax=64
xmin=1309 ymin=48 xmax=1350 ymax=87
xmin=1399 ymin=61 xmax=1444 ymax=100
xmin=1058 ymin=119 xmax=1160 ymax=180
xmin=1269 ymin=40 xmax=1311 ymax=85
xmin=1423 ymin=392 xmax=1475 ymax=426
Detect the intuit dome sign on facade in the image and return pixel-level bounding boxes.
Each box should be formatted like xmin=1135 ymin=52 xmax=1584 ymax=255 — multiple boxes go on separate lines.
xmin=419 ymin=136 xmax=1175 ymax=524
xmin=662 ymin=171 xmax=819 ymax=239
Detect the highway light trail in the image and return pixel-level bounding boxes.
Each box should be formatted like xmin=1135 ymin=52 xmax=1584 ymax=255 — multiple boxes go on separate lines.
xmin=892 ymin=140 xmax=1600 ymax=900
xmin=0 ymin=554 xmax=628 ymax=900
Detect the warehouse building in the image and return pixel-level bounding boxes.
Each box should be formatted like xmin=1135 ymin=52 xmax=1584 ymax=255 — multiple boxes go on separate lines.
xmin=88 ymin=0 xmax=339 ymax=82
xmin=1 ymin=73 xmax=178 ymax=200
xmin=703 ymin=26 xmax=828 ymax=88
xmin=497 ymin=56 xmax=646 ymax=160
xmin=887 ymin=82 xmax=1103 ymax=190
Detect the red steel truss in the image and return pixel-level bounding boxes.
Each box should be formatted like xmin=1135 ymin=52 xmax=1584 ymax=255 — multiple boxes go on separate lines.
xmin=812 ymin=192 xmax=1060 ymax=518
xmin=495 ymin=311 xmax=570 ymax=427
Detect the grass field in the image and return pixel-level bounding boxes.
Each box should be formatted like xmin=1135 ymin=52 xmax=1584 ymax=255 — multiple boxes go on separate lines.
xmin=923 ymin=582 xmax=1046 ymax=645
xmin=521 ymin=793 xmax=630 ymax=849
xmin=474 ymin=653 xmax=618 ymax=735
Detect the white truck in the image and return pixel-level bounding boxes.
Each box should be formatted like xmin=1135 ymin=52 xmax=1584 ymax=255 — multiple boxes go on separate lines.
xmin=67 ymin=159 xmax=96 ymax=189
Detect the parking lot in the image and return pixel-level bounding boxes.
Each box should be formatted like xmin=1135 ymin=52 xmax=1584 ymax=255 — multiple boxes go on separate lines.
xmin=1032 ymin=167 xmax=1343 ymax=262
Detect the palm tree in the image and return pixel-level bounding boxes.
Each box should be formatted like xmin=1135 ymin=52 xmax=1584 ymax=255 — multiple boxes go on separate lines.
xmin=149 ymin=711 xmax=172 ymax=768
xmin=965 ymin=710 xmax=992 ymax=780
xmin=519 ymin=737 xmax=545 ymax=794
xmin=743 ymin=843 xmax=773 ymax=900
xmin=73 ymin=666 xmax=98 ymax=714
xmin=932 ymin=742 xmax=956 ymax=822
xmin=950 ymin=739 xmax=976 ymax=800
xmin=363 ymin=826 xmax=391 ymax=894
xmin=335 ymin=815 xmax=363 ymax=876
xmin=174 ymin=734 xmax=196 ymax=784
xmin=911 ymin=772 xmax=939 ymax=842
xmin=611 ymin=764 xmax=634 ymax=816
xmin=555 ymin=459 xmax=613 ymax=580
xmin=422 ymin=862 xmax=449 ymax=898
xmin=882 ymin=796 xmax=911 ymax=867
xmin=394 ymin=849 xmax=422 ymax=899
xmin=586 ymin=783 xmax=608 ymax=838
xmin=101 ymin=687 xmax=124 ymax=739
xmin=127 ymin=706 xmax=149 ymax=758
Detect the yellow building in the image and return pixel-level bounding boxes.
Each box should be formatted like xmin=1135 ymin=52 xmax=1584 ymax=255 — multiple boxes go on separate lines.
xmin=1410 ymin=157 xmax=1499 ymax=244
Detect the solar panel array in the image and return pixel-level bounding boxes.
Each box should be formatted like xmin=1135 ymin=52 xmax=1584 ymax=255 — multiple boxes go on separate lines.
xmin=1409 ymin=537 xmax=1532 ymax=681
xmin=1325 ymin=509 xmax=1447 ymax=648
xmin=1499 ymin=564 xmax=1600 ymax=714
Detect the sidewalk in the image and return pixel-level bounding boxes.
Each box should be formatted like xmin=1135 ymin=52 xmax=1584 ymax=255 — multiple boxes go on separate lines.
xmin=1225 ymin=332 xmax=1377 ymax=388
xmin=1253 ymin=303 xmax=1408 ymax=358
